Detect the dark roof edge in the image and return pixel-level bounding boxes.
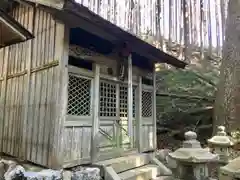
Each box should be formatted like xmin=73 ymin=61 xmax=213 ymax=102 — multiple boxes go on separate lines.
xmin=23 ymin=0 xmax=186 ymax=68
xmin=0 ymin=8 xmax=34 ymax=42
xmin=64 ymin=1 xmax=187 ymax=69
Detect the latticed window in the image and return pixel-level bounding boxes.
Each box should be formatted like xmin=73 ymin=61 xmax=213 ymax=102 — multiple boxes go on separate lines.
xmin=100 ymin=81 xmax=117 ymax=117
xmin=142 ymin=91 xmax=153 ymax=117
xmin=67 ymin=74 xmax=92 ymax=116
xmin=119 ymin=85 xmax=136 ymax=118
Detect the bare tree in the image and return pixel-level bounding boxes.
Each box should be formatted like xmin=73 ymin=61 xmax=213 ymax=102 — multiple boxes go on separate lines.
xmin=214 ymin=0 xmax=240 ymax=133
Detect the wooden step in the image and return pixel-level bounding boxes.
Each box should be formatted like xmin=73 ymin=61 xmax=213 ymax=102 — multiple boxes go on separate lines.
xmin=96 ymin=153 xmax=151 ymax=173
xmin=118 ymin=164 xmax=161 ymax=180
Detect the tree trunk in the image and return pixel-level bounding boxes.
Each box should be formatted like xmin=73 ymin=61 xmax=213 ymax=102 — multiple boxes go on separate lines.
xmin=214 ymin=0 xmax=240 ymax=134
xmin=183 ymin=0 xmax=190 ymax=63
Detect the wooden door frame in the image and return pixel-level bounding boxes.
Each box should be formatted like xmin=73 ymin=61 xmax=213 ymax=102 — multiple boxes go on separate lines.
xmin=91 ymin=54 xmax=139 ymax=161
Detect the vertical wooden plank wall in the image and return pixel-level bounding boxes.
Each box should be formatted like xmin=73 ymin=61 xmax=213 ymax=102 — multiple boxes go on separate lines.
xmin=0 ymin=5 xmax=34 ymax=161
xmin=0 ymin=46 xmax=8 ymax=153
xmin=0 ymin=4 xmax=65 ymax=168
xmin=53 ymin=22 xmax=69 ymax=168
xmin=62 ymin=125 xmax=92 ymax=167
xmin=141 ymin=124 xmax=154 ymax=151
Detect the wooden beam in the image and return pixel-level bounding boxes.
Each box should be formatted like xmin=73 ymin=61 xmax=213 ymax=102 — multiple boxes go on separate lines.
xmin=0 ymin=16 xmax=27 ymax=40
xmin=51 ymin=22 xmax=69 ymax=168
xmin=116 ymin=83 xmax=120 ymax=149
xmin=153 ymin=68 xmax=157 ymax=150
xmin=127 ymin=54 xmax=133 ymax=148
xmin=68 ymin=44 xmax=150 ymax=77
xmin=136 ymin=76 xmax=142 ymax=152
xmin=91 ymin=63 xmax=100 ymax=162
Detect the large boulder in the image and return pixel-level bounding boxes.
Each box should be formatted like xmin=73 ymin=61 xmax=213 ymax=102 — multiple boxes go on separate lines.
xmin=72 ymin=167 xmax=101 ymax=180
xmin=0 ymin=157 xmax=101 ymax=180
xmin=1 ymin=160 xmax=25 ymax=180
xmin=24 ymin=169 xmax=62 ymax=180
xmin=24 ymin=167 xmax=101 ymax=180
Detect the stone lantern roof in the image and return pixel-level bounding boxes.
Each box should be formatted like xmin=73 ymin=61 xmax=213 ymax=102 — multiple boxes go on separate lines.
xmin=169 ymin=131 xmax=219 ymax=163
xmin=208 ymin=126 xmax=234 ymax=147
xmin=220 ymin=156 xmax=240 ymax=178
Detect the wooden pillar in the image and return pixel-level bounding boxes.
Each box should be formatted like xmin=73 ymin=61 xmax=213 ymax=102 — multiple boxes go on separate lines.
xmin=0 ymin=47 xmax=9 ymax=152
xmin=116 ymin=84 xmax=120 ymax=149
xmin=127 ymin=54 xmax=133 ymax=148
xmin=51 ymin=23 xmax=69 ymax=169
xmin=22 ymin=7 xmax=35 ymax=158
xmin=91 ymin=63 xmax=100 ymax=162
xmin=136 ymin=75 xmax=142 ymax=152
xmin=152 ymin=67 xmax=157 ymax=149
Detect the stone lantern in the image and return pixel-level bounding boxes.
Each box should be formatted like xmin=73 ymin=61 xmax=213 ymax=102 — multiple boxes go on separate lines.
xmin=168 ymin=131 xmax=218 ymax=180
xmin=219 ymin=156 xmax=240 ymax=180
xmin=208 ymin=126 xmax=234 ymax=164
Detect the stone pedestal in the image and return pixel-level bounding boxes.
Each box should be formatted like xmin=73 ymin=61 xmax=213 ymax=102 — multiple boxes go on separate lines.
xmin=208 ymin=126 xmax=233 ymax=164
xmin=208 ymin=126 xmax=234 ymax=179
xmin=168 ymin=131 xmax=218 ymax=180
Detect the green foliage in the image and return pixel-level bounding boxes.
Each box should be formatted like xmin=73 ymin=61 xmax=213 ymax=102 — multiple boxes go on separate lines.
xmin=157 ymin=69 xmax=216 ymax=96
xmin=156 ymin=68 xmax=216 ymax=127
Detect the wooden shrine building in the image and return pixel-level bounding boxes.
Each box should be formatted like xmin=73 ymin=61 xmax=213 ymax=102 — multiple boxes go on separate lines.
xmin=0 ymin=0 xmax=186 ymax=169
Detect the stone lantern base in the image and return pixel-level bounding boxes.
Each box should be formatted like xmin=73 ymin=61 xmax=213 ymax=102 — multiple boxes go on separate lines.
xmin=168 ymin=131 xmax=219 ymax=180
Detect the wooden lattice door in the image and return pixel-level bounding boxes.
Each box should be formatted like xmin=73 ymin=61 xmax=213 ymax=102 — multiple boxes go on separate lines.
xmin=97 ymin=80 xmax=136 ymax=158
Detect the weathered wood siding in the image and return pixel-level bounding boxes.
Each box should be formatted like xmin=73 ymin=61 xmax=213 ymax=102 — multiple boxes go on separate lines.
xmin=0 ymin=4 xmax=65 ymax=167
xmin=62 ymin=123 xmax=137 ymax=165
xmin=142 ymin=123 xmax=154 ymax=151
xmin=61 ymin=57 xmax=154 ymax=165
xmin=63 ymin=126 xmax=92 ymax=164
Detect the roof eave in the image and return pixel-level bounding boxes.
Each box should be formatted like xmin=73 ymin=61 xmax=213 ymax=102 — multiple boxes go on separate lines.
xmin=29 ymin=0 xmax=187 ymax=69
xmin=0 ymin=8 xmax=34 ymax=48
xmin=63 ymin=1 xmax=187 ymax=69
